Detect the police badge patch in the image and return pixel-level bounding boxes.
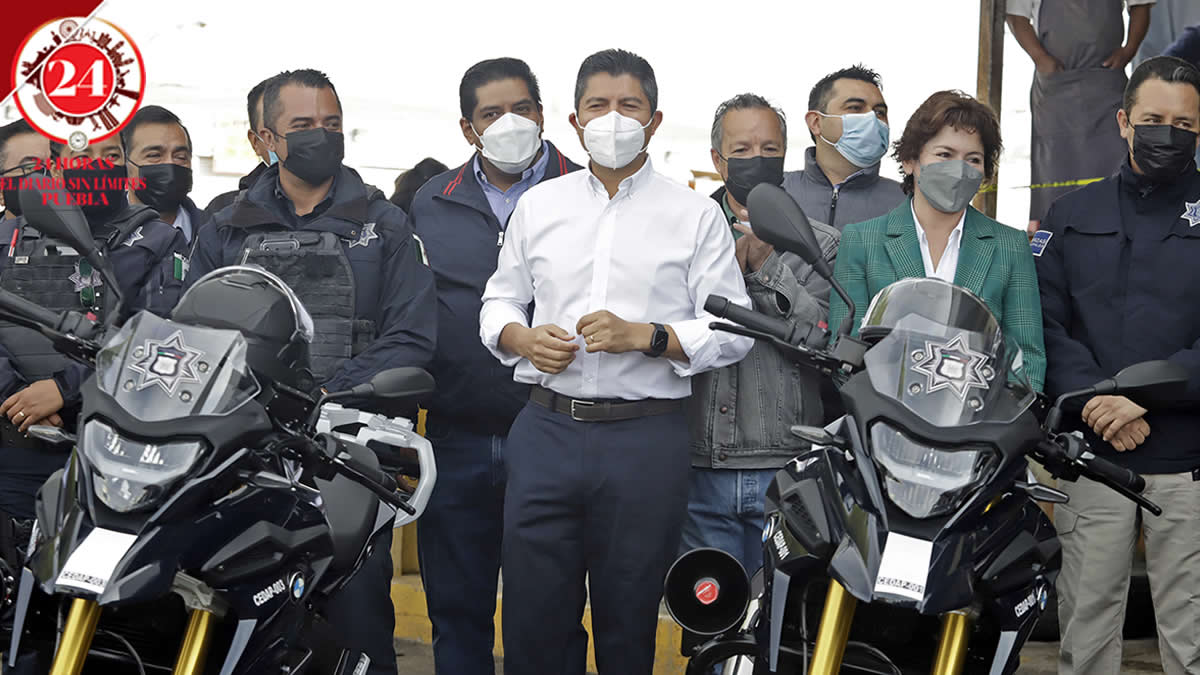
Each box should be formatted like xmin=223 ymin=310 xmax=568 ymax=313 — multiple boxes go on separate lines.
xmin=69 ymin=261 xmax=102 ymax=292
xmin=1182 ymin=200 xmax=1200 ymax=228
xmin=128 ymin=331 xmax=203 ymax=396
xmin=350 ymin=222 xmax=379 ymax=249
xmin=910 ymin=333 xmax=995 ymax=400
xmin=123 ymin=226 xmax=145 ymax=247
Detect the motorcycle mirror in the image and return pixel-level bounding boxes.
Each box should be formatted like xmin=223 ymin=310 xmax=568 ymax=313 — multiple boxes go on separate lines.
xmin=746 ymin=184 xmax=829 ymax=275
xmin=364 ymin=368 xmax=436 ymax=401
xmin=746 ymin=184 xmax=857 ymax=338
xmin=1103 ymin=360 xmax=1190 ymax=406
xmin=26 ymin=425 xmax=76 ymax=446
xmin=18 ymin=180 xmax=97 ymax=258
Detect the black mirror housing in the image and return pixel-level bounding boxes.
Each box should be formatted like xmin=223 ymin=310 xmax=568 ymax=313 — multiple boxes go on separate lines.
xmin=1105 ymin=360 xmax=1190 ymax=407
xmin=368 ymin=367 xmax=436 ymax=401
xmin=18 ymin=181 xmax=97 ymax=257
xmin=746 ymin=184 xmax=829 ymax=275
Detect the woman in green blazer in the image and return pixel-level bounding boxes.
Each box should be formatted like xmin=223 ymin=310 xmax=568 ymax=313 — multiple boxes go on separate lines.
xmin=829 ymin=91 xmax=1046 ymax=391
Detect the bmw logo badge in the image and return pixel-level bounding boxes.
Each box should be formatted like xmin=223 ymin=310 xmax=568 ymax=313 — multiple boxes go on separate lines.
xmin=290 ymin=573 xmax=306 ymax=600
xmin=1037 ymin=585 xmax=1049 ymax=611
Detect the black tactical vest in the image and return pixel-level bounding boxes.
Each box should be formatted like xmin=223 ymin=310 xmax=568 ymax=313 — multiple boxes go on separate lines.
xmin=0 ymin=206 xmax=158 ymax=382
xmin=239 ymin=230 xmax=375 ymax=383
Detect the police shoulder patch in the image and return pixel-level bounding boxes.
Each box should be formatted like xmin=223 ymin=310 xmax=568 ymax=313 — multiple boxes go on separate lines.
xmin=1030 ymin=230 xmax=1052 ymax=257
xmin=123 ymin=226 xmax=145 ymax=247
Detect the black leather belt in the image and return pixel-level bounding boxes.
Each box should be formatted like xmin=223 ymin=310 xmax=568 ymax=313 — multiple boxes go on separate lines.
xmin=530 ymin=385 xmax=681 ymax=422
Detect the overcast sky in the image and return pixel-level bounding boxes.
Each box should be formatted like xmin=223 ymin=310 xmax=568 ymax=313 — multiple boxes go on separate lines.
xmin=10 ymin=0 xmax=1045 ymax=226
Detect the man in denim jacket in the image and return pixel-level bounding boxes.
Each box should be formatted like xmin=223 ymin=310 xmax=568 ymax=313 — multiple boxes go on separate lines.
xmin=683 ymin=94 xmax=839 ymax=576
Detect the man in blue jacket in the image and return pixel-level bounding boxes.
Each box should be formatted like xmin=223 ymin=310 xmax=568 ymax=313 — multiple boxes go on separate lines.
xmin=409 ymin=56 xmax=580 ymax=675
xmin=1036 ymin=56 xmax=1200 ymax=675
xmin=187 ymin=68 xmax=437 ymax=675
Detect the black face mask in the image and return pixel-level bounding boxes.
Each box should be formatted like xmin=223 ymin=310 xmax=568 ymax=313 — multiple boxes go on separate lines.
xmin=2 ymin=177 xmax=22 ymax=218
xmin=724 ymin=155 xmax=785 ymax=207
xmin=1132 ymin=124 xmax=1198 ymax=181
xmin=133 ymin=162 xmax=192 ymax=213
xmin=278 ymin=128 xmax=344 ymax=185
xmin=63 ymin=163 xmax=128 ymax=223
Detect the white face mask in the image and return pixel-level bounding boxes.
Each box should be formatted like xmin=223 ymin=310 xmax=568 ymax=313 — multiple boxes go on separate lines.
xmin=577 ymin=110 xmax=651 ymax=170
xmin=472 ymin=113 xmax=542 ymax=175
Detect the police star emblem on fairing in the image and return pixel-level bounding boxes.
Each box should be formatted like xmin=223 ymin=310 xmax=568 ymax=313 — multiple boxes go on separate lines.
xmin=350 ymin=222 xmax=378 ymax=248
xmin=1182 ymin=200 xmax=1200 ymax=228
xmin=910 ymin=333 xmax=994 ymax=400
xmin=128 ymin=331 xmax=203 ymax=396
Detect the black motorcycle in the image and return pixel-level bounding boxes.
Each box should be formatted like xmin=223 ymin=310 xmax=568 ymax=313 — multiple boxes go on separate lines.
xmin=663 ymin=185 xmax=1185 ymax=675
xmin=0 ymin=187 xmax=436 ymax=674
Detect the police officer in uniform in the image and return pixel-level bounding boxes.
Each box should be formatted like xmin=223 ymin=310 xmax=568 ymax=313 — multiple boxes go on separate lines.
xmin=1037 ymin=56 xmax=1200 ymax=674
xmin=0 ymin=133 xmax=187 ymax=523
xmin=187 ymin=68 xmax=437 ymax=675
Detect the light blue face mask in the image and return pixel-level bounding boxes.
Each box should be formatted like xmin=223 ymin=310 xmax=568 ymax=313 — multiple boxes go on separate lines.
xmin=253 ymin=131 xmax=278 ymax=166
xmin=816 ymin=111 xmax=890 ymax=169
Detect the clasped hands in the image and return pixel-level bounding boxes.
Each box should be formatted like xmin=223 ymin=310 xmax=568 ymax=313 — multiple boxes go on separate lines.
xmin=1082 ymin=395 xmax=1149 ymax=452
xmin=510 ymin=311 xmax=653 ymax=374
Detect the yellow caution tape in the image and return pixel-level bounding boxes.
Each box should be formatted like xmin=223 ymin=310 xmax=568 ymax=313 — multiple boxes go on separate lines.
xmin=978 ymin=177 xmax=1106 ymax=193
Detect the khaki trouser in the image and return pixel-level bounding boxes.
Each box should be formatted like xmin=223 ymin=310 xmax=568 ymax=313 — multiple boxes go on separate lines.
xmin=1055 ymin=473 xmax=1200 ymax=675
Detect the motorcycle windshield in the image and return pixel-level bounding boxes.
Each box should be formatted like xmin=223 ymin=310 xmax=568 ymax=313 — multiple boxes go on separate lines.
xmin=94 ymin=312 xmax=261 ymax=423
xmin=863 ymin=313 xmax=1035 ymax=427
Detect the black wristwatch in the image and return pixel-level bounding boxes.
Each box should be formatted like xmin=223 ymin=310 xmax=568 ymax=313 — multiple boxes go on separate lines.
xmin=645 ymin=322 xmax=669 ymax=358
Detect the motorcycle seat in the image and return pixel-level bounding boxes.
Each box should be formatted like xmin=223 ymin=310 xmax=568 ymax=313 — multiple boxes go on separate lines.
xmin=314 ymin=442 xmax=380 ymax=573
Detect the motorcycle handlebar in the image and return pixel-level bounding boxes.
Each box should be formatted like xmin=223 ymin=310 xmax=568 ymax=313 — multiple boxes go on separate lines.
xmin=704 ymin=295 xmax=795 ymax=344
xmin=1082 ymin=454 xmax=1146 ymax=494
xmin=0 ymin=288 xmax=63 ymax=334
xmin=320 ymin=435 xmax=416 ymax=516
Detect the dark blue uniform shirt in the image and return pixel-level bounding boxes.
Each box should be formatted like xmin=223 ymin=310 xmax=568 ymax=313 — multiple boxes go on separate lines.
xmin=188 ymin=164 xmax=436 ymax=393
xmin=1037 ymin=158 xmax=1200 ymax=474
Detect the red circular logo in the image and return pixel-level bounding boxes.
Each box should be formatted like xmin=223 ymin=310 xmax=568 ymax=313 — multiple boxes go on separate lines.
xmin=41 ymin=43 xmax=117 ymax=117
xmin=694 ymin=579 xmax=720 ymax=606
xmin=10 ymin=17 xmax=146 ymax=148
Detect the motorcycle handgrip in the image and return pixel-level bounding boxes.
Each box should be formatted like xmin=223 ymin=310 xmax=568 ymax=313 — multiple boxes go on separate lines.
xmin=1084 ymin=454 xmax=1147 ymax=494
xmin=0 ymin=288 xmax=62 ymax=333
xmin=704 ymin=295 xmax=794 ymax=344
xmin=337 ymin=449 xmax=416 ymax=516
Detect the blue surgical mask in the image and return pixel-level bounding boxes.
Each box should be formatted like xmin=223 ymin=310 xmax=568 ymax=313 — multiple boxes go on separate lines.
xmin=253 ymin=131 xmax=278 ymax=166
xmin=815 ymin=111 xmax=890 ymax=168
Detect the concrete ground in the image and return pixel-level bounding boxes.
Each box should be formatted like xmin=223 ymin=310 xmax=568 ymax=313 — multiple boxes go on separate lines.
xmin=395 ymin=639 xmax=1163 ymax=674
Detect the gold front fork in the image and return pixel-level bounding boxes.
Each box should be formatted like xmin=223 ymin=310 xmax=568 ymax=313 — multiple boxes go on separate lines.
xmin=930 ymin=611 xmax=972 ymax=675
xmin=49 ymin=598 xmax=101 ymax=675
xmin=808 ymin=580 xmax=858 ymax=675
xmin=171 ymin=609 xmax=215 ymax=675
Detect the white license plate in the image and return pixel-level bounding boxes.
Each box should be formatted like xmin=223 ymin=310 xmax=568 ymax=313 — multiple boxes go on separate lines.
xmin=873 ymin=532 xmax=933 ymax=601
xmin=55 ymin=528 xmax=138 ymax=595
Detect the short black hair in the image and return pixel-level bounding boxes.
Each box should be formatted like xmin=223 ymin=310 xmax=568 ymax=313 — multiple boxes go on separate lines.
xmin=0 ymin=119 xmax=37 ymax=170
xmin=262 ymin=69 xmax=342 ymax=132
xmin=711 ymin=93 xmax=788 ymax=152
xmin=574 ymin=49 xmax=658 ymax=113
xmin=808 ymin=64 xmax=883 ymax=114
xmin=247 ymin=74 xmax=280 ymax=131
xmin=1124 ymin=56 xmax=1200 ymax=114
xmin=120 ymin=104 xmax=192 ymax=155
xmin=390 ymin=157 xmax=450 ymax=213
xmin=459 ymin=58 xmax=542 ymax=121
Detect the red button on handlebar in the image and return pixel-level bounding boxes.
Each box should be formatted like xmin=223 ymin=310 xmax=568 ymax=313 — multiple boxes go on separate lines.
xmin=694 ymin=578 xmax=720 ymax=605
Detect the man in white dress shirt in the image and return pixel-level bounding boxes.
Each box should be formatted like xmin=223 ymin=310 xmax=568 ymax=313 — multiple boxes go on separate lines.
xmin=479 ymin=48 xmax=753 ymax=675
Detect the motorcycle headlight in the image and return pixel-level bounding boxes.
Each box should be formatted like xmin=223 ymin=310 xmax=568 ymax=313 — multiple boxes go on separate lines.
xmin=81 ymin=420 xmax=207 ymax=513
xmin=869 ymin=423 xmax=999 ymax=519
